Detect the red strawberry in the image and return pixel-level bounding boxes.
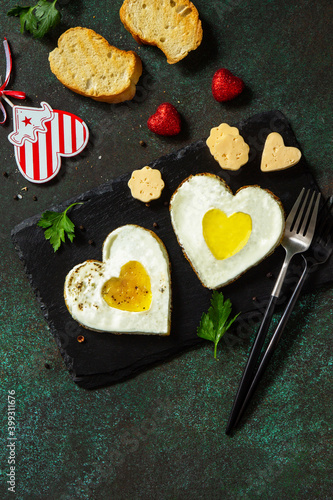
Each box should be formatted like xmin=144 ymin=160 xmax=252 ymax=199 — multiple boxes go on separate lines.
xmin=147 ymin=103 xmax=181 ymax=136
xmin=212 ymin=68 xmax=245 ymax=102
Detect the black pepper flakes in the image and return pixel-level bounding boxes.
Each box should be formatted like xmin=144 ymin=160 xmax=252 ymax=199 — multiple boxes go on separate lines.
xmin=153 ymin=222 xmax=159 ymax=229
xmin=266 ymin=272 xmax=273 ymax=279
xmin=88 ymin=239 xmax=94 ymax=245
xmin=13 ymin=194 xmax=18 ymax=200
xmin=79 ymin=225 xmax=85 ymax=231
xmin=139 ymin=140 xmax=147 ymax=147
xmin=145 ymin=203 xmax=150 ymax=208
xmin=44 ymin=363 xmax=51 ymax=369
xmin=252 ymin=296 xmax=257 ymax=302
xmin=3 ymin=172 xmax=9 ymax=178
xmin=32 ymin=195 xmax=38 ymax=201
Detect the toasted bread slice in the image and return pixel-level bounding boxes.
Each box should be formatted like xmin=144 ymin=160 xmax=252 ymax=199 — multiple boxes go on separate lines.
xmin=49 ymin=27 xmax=142 ymax=103
xmin=120 ymin=0 xmax=203 ymax=64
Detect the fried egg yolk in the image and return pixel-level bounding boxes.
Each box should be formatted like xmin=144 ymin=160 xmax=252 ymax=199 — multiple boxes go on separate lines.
xmin=202 ymin=209 xmax=252 ymax=260
xmin=102 ymin=261 xmax=152 ymax=312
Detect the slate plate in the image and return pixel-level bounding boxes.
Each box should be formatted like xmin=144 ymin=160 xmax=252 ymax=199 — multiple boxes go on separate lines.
xmin=12 ymin=111 xmax=333 ymax=389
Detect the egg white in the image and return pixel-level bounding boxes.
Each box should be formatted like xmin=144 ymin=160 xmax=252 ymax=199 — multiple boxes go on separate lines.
xmin=170 ymin=174 xmax=285 ymax=289
xmin=64 ymin=225 xmax=171 ymax=335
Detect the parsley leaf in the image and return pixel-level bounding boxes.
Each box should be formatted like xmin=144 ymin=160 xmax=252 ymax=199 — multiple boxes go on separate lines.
xmin=8 ymin=0 xmax=61 ymax=39
xmin=197 ymin=291 xmax=240 ymax=359
xmin=37 ymin=203 xmax=83 ymax=252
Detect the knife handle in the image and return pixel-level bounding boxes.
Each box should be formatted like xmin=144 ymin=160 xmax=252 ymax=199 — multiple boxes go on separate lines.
xmin=225 ymin=293 xmax=278 ymax=434
xmin=234 ymin=258 xmax=309 ymax=429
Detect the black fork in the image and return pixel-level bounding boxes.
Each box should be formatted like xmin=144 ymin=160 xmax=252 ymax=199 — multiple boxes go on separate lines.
xmin=233 ymin=196 xmax=333 ymax=429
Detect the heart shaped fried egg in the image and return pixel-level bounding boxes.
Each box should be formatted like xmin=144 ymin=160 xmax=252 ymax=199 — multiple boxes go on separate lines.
xmin=170 ymin=174 xmax=285 ymax=289
xmin=64 ymin=225 xmax=171 ymax=335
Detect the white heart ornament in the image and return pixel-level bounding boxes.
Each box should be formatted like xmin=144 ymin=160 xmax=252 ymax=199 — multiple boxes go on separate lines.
xmin=170 ymin=174 xmax=285 ymax=289
xmin=64 ymin=225 xmax=171 ymax=335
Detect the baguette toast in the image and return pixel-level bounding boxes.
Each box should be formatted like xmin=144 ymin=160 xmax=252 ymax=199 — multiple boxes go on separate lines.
xmin=120 ymin=0 xmax=203 ymax=64
xmin=49 ymin=27 xmax=142 ymax=103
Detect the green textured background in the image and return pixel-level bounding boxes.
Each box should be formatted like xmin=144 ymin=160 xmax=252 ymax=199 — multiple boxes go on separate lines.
xmin=0 ymin=0 xmax=332 ymax=498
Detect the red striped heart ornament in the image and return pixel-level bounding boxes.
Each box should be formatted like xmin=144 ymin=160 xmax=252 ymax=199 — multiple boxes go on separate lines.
xmin=8 ymin=101 xmax=89 ymax=183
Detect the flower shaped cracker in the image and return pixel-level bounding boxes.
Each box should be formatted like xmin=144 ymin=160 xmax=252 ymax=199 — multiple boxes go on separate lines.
xmin=128 ymin=166 xmax=165 ymax=203
xmin=206 ymin=123 xmax=249 ymax=171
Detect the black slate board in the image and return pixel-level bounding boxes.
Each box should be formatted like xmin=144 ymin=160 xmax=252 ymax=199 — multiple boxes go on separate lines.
xmin=12 ymin=111 xmax=333 ymax=389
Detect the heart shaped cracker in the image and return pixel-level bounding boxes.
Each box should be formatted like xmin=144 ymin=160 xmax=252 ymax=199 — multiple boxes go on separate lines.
xmin=261 ymin=132 xmax=301 ymax=172
xmin=64 ymin=225 xmax=171 ymax=335
xmin=170 ymin=174 xmax=285 ymax=289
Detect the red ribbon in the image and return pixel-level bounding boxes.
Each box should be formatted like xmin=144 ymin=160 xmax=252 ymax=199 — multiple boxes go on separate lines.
xmin=0 ymin=38 xmax=26 ymax=124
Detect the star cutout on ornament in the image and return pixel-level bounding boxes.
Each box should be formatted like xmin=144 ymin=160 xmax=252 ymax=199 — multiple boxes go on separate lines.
xmin=22 ymin=116 xmax=32 ymax=126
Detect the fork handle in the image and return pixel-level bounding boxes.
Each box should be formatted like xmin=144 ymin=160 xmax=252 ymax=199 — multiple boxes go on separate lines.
xmin=233 ymin=257 xmax=310 ymax=428
xmin=226 ymin=252 xmax=294 ymax=434
xmin=225 ymin=294 xmax=278 ymax=434
xmin=272 ymin=251 xmax=293 ymax=297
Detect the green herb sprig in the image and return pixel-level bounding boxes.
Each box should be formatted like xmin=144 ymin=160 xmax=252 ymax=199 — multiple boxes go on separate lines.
xmin=197 ymin=291 xmax=240 ymax=360
xmin=8 ymin=0 xmax=61 ymax=39
xmin=37 ymin=203 xmax=83 ymax=252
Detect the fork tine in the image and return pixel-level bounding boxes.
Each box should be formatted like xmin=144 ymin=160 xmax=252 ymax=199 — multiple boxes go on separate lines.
xmin=285 ymin=187 xmax=305 ymax=230
xmin=299 ymin=191 xmax=316 ymax=235
xmin=292 ymin=188 xmax=311 ymax=233
xmin=304 ymin=192 xmax=321 ymax=239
